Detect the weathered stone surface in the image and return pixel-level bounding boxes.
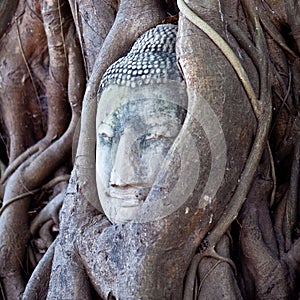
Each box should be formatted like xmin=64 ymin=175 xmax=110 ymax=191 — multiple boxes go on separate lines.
xmin=96 ymin=24 xmax=188 ymax=224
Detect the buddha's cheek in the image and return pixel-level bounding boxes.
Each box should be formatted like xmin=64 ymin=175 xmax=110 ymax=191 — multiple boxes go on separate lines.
xmin=96 ymin=144 xmax=114 ymax=193
xmin=139 ymin=140 xmax=174 ymax=184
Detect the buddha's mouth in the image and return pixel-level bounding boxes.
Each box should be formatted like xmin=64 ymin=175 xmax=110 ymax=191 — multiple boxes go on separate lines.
xmin=109 ymin=186 xmax=150 ymax=205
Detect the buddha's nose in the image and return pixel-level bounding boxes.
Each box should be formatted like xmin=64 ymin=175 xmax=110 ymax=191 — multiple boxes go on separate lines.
xmin=109 ymin=134 xmax=140 ymax=187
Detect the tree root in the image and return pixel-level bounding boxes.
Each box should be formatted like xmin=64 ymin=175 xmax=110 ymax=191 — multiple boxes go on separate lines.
xmin=184 ymin=234 xmax=241 ymax=300
xmin=0 ymin=0 xmax=18 ymax=40
xmin=0 ymin=0 xmax=76 ymax=184
xmin=239 ymin=176 xmax=294 ymax=298
xmin=0 ymin=0 xmax=48 ymax=164
xmin=22 ymin=239 xmax=57 ymax=300
xmin=0 ymin=0 xmax=84 ymax=297
xmin=0 ymin=175 xmax=69 ymax=217
xmin=41 ymin=0 xmax=72 ymax=140
xmin=284 ymin=0 xmax=300 ymax=51
xmin=30 ymin=189 xmax=66 ymax=236
xmin=284 ymin=237 xmax=300 ymax=274
xmin=0 ymin=123 xmax=76 ymax=298
xmin=30 ymin=219 xmax=55 ymax=264
xmin=178 ymin=0 xmax=272 ymax=254
xmin=177 ymin=0 xmax=259 ymax=112
xmin=67 ymin=0 xmax=118 ymax=77
xmin=183 ymin=253 xmax=202 ymax=300
xmin=1 ymin=142 xmax=44 ymax=186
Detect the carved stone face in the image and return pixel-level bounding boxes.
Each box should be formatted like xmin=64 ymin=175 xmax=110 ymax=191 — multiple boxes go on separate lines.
xmin=96 ymin=84 xmax=186 ymax=223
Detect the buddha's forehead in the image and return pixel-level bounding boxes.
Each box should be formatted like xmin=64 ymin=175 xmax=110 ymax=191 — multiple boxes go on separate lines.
xmin=101 ymin=101 xmax=184 ymax=134
xmin=96 ymin=82 xmax=188 ymax=125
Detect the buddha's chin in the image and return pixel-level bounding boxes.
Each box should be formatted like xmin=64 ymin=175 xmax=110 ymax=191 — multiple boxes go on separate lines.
xmin=101 ymin=196 xmax=144 ymax=224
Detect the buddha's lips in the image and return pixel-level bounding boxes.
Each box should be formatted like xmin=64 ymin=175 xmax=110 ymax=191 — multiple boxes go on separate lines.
xmin=108 ymin=186 xmax=150 ymax=202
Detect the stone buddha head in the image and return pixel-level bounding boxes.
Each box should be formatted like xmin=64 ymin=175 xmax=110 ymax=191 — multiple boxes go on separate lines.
xmin=96 ymin=24 xmax=188 ymax=223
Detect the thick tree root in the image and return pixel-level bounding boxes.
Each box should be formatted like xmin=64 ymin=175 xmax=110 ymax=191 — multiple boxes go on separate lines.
xmin=22 ymin=239 xmax=57 ymax=300
xmin=239 ymin=176 xmax=294 ymax=299
xmin=0 ymin=0 xmax=84 ymax=297
xmin=30 ymin=189 xmax=66 ymax=236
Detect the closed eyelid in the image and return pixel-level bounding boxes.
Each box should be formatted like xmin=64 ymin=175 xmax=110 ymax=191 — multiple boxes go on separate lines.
xmin=145 ymin=133 xmax=177 ymax=141
xmin=147 ymin=123 xmax=181 ymax=138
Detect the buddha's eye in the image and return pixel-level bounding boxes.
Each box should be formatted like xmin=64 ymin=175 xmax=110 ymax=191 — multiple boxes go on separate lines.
xmin=144 ymin=133 xmax=170 ymax=141
xmin=141 ymin=131 xmax=176 ymax=149
xmin=99 ymin=132 xmax=113 ymax=144
xmin=144 ymin=125 xmax=179 ymax=142
xmin=98 ymin=124 xmax=114 ymax=145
